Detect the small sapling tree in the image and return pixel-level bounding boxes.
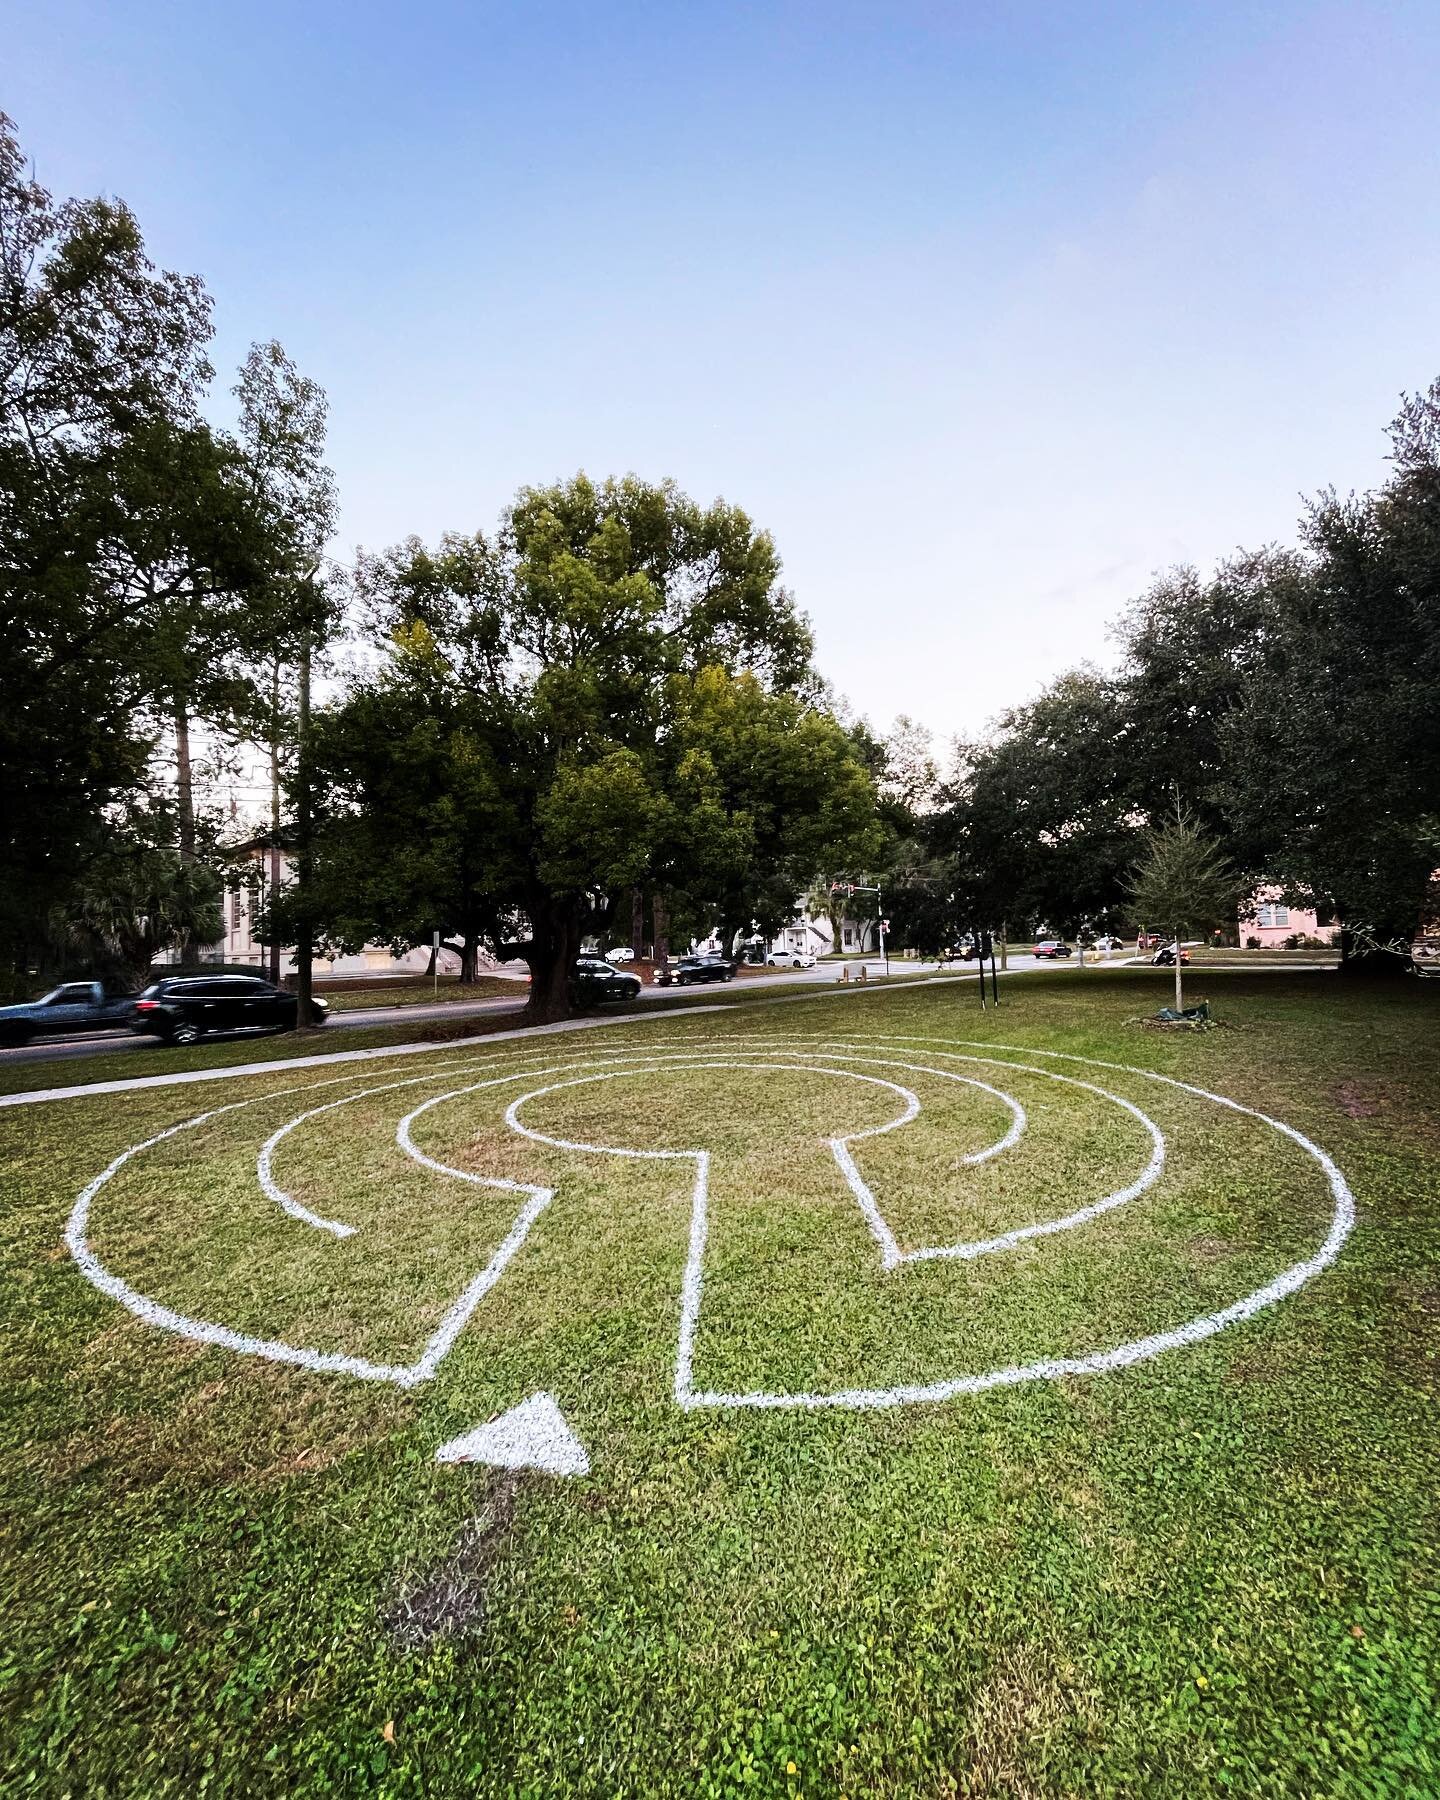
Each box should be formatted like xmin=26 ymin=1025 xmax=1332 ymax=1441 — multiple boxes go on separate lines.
xmin=1126 ymin=800 xmax=1241 ymax=1014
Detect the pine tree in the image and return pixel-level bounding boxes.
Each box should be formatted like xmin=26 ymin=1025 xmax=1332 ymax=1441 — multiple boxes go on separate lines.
xmin=1126 ymin=798 xmax=1241 ymax=1013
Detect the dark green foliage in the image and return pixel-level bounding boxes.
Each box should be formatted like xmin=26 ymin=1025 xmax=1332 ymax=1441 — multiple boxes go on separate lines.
xmin=922 ymin=380 xmax=1440 ymax=960
xmin=310 ymin=475 xmax=879 ymax=1014
xmin=0 ymin=112 xmax=335 ymax=983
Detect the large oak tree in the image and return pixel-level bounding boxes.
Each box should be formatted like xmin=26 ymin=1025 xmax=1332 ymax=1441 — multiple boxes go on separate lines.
xmin=306 ymin=474 xmax=878 ymax=1018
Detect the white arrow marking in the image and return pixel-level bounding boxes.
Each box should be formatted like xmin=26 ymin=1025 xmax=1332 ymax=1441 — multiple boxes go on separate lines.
xmin=434 ymin=1392 xmax=590 ymax=1476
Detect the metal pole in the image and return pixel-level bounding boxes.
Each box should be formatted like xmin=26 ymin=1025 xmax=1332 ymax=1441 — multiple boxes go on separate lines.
xmin=294 ymin=629 xmax=314 ymax=1031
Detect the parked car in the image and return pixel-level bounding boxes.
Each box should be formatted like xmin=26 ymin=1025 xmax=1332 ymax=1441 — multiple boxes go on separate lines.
xmin=654 ymin=955 xmax=736 ymax=986
xmin=1033 ymin=940 xmax=1073 ymax=959
xmin=766 ymin=949 xmax=816 ymax=969
xmin=1092 ymin=935 xmax=1122 ymax=952
xmin=0 ymin=979 xmax=137 ymax=1045
xmin=130 ymin=975 xmax=329 ymax=1045
xmin=568 ymin=957 xmax=643 ymax=1007
xmin=1151 ymin=943 xmax=1191 ymax=966
xmin=604 ymin=947 xmax=635 ymax=964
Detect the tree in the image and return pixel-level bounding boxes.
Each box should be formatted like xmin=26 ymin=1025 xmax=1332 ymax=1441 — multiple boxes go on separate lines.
xmin=656 ymin=667 xmax=882 ymax=958
xmin=1115 ymin=550 xmax=1302 ymax=863
xmin=231 ymin=340 xmax=339 ymax=1006
xmin=1214 ymin=385 xmax=1440 ymax=972
xmin=48 ymin=814 xmax=222 ymax=984
xmin=1125 ymin=800 xmax=1241 ymax=1011
xmin=933 ymin=671 xmax=1145 ymax=939
xmin=0 ymin=110 xmax=214 ymax=966
xmin=311 ymin=474 xmax=874 ymax=1019
xmin=0 ymin=113 xmax=336 ymax=989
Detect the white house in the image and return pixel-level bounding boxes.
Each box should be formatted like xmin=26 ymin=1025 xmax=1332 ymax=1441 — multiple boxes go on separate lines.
xmin=172 ymin=840 xmax=471 ymax=979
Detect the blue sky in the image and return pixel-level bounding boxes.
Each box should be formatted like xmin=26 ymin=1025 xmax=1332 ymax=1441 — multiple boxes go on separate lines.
xmin=7 ymin=1 xmax=1439 ymax=741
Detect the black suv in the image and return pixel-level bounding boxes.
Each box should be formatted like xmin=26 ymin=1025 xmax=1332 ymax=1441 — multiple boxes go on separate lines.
xmin=130 ymin=976 xmax=330 ymax=1045
xmin=654 ymin=955 xmax=736 ymax=987
xmin=568 ymin=958 xmax=643 ymax=1008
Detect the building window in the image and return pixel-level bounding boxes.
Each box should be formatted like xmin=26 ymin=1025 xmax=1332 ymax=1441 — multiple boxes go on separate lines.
xmin=1255 ymin=903 xmax=1289 ymax=929
xmin=230 ymin=889 xmax=242 ymax=933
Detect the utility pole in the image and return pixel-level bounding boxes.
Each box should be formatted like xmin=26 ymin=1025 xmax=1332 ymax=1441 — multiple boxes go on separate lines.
xmin=845 ymin=882 xmax=886 ymax=975
xmin=268 ymin=655 xmax=282 ymax=985
xmin=294 ymin=629 xmax=314 ymax=1030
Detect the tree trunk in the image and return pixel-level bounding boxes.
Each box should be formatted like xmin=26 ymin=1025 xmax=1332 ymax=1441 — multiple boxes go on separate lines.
xmin=631 ymin=886 xmax=645 ymax=961
xmin=294 ymin=634 xmax=314 ymax=1031
xmin=653 ymin=893 xmax=669 ymax=976
xmin=174 ymin=696 xmax=196 ymax=864
xmin=522 ymin=897 xmax=584 ymax=1023
xmin=460 ymin=937 xmax=478 ymax=984
xmin=1174 ymin=924 xmax=1183 ymax=1013
xmin=424 ymin=941 xmax=438 ymax=978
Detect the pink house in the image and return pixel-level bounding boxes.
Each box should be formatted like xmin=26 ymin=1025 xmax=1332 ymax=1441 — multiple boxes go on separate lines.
xmin=1239 ymin=885 xmax=1338 ymax=948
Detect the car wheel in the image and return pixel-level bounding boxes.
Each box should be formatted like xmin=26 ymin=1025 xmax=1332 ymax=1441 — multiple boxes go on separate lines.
xmin=172 ymin=1021 xmax=202 ymax=1046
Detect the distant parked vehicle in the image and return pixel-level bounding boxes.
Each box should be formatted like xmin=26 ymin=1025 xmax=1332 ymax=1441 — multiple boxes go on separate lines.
xmin=1092 ymin=935 xmax=1122 ymax=951
xmin=605 ymin=947 xmax=635 ymax=964
xmin=654 ymin=955 xmax=736 ymax=987
xmin=766 ymin=949 xmax=816 ymax=969
xmin=130 ymin=976 xmax=329 ymax=1046
xmin=0 ymin=979 xmax=137 ymax=1045
xmin=568 ymin=958 xmax=643 ymax=1007
xmin=1135 ymin=932 xmax=1163 ymax=951
xmin=1033 ymin=940 xmax=1073 ymax=959
xmin=1151 ymin=943 xmax=1191 ymax=966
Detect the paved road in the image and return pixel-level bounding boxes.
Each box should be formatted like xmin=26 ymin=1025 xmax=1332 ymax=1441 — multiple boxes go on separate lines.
xmin=0 ymin=950 xmax=1334 ymax=1077
xmin=0 ymin=958 xmax=965 ymax=1070
xmin=0 ymin=951 xmax=1179 ymax=1072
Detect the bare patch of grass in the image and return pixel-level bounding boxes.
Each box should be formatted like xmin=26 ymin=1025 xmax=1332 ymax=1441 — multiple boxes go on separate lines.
xmin=381 ymin=1473 xmax=520 ymax=1652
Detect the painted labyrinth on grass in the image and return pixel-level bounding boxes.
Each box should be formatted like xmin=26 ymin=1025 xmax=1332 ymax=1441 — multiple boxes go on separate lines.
xmin=66 ymin=1034 xmax=1355 ymax=1446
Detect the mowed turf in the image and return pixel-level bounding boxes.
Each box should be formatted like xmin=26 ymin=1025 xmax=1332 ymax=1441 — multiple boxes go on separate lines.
xmin=1 ymin=972 xmax=1437 ymax=1797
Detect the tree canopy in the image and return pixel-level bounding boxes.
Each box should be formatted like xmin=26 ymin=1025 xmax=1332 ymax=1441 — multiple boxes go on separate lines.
xmin=305 ymin=475 xmax=879 ymax=1017
xmin=0 ymin=112 xmax=335 ymax=988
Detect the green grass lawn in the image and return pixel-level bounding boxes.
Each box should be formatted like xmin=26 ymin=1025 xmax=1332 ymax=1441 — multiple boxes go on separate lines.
xmin=3 ymin=972 xmax=1437 ymax=1796
xmin=1187 ymin=948 xmax=1343 ymax=968
xmin=321 ymin=978 xmax=521 ymax=1010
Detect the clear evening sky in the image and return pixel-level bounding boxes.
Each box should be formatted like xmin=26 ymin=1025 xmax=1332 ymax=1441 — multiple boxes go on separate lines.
xmin=7 ymin=2 xmax=1439 ymax=741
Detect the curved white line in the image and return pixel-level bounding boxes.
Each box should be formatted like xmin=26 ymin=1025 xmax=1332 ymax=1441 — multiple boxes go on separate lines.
xmin=603 ymin=1044 xmax=1160 ymax=1267
xmin=500 ymin=1060 xmax=920 ymax=1156
xmin=63 ymin=1035 xmax=1357 ymax=1417
xmin=643 ymin=1035 xmax=1353 ymax=1411
xmin=66 ymin=1051 xmax=627 ymax=1386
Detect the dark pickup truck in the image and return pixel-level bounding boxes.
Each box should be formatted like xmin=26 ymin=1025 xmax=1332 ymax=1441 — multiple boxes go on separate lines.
xmin=0 ymin=980 xmax=138 ymax=1045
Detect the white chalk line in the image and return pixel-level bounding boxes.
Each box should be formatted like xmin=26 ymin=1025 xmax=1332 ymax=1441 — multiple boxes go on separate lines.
xmin=62 ymin=1036 xmax=1354 ymax=1416
xmin=66 ymin=1047 xmax=693 ymax=1389
xmin=72 ymin=1043 xmax=896 ymax=1389
xmin=634 ymin=1032 xmax=1355 ymax=1411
